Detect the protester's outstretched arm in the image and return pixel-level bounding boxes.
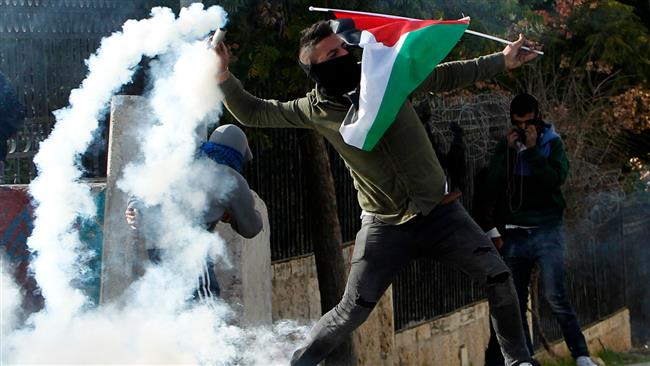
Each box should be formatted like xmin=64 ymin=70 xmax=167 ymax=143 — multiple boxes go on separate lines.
xmin=415 ymin=34 xmax=539 ymax=94
xmin=213 ymin=42 xmax=313 ymax=129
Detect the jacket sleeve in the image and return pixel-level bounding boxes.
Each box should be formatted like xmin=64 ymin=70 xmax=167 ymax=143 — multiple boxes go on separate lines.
xmin=220 ymin=75 xmax=314 ymax=129
xmin=486 ymin=139 xmax=510 ymax=194
xmin=228 ymin=175 xmax=263 ymax=239
xmin=524 ymin=138 xmax=569 ymax=190
xmin=482 ymin=139 xmax=512 ymax=232
xmin=414 ymin=53 xmax=506 ymax=95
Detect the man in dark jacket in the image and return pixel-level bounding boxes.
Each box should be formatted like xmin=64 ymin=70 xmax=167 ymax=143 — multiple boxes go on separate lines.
xmin=482 ymin=94 xmax=596 ymax=366
xmin=213 ymin=20 xmax=541 ymax=366
xmin=0 ymin=71 xmax=25 ymax=162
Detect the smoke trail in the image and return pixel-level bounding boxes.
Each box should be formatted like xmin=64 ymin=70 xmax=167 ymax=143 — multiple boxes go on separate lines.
xmin=3 ymin=4 xmax=310 ymax=364
xmin=0 ymin=258 xmax=21 ymax=353
xmin=27 ymin=2 xmax=227 ymax=319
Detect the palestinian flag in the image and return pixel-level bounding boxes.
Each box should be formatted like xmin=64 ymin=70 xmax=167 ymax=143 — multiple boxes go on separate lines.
xmin=322 ymin=9 xmax=469 ymax=151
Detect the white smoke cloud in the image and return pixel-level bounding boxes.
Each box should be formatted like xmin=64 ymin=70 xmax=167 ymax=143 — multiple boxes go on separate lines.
xmin=4 ymin=4 xmax=310 ymax=364
xmin=0 ymin=258 xmax=21 ymax=350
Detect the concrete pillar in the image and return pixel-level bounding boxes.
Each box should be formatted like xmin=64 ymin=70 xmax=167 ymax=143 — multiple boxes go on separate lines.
xmin=213 ymin=191 xmax=272 ymax=325
xmin=101 ymin=95 xmax=273 ymax=326
xmin=100 ymin=95 xmax=151 ymax=303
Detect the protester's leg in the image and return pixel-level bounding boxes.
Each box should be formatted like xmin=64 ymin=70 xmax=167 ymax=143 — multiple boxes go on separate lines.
xmin=485 ymin=320 xmax=506 ymax=366
xmin=291 ymin=216 xmax=416 ymax=366
xmin=485 ymin=230 xmax=535 ymax=366
xmin=502 ymin=230 xmax=536 ymax=355
xmin=536 ymin=226 xmax=589 ymax=359
xmin=419 ymin=202 xmax=531 ymax=365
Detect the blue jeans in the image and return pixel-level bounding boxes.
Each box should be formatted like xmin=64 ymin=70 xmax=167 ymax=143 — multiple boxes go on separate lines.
xmin=485 ymin=225 xmax=589 ymax=365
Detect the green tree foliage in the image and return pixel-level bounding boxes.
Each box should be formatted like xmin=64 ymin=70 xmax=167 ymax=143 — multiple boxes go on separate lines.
xmin=211 ymin=0 xmax=533 ymax=99
xmin=537 ymin=0 xmax=650 ymax=90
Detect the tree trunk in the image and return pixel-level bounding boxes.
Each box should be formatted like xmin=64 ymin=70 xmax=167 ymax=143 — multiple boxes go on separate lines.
xmin=300 ymin=130 xmax=357 ymax=366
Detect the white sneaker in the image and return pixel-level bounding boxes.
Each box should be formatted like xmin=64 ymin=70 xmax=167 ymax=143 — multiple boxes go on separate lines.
xmin=576 ymin=356 xmax=598 ymax=366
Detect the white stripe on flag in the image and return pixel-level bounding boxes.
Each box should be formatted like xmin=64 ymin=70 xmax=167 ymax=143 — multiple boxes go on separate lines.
xmin=339 ymin=30 xmax=409 ymax=148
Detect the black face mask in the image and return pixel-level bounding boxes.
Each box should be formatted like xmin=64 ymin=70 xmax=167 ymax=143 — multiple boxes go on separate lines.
xmin=300 ymin=52 xmax=361 ymax=98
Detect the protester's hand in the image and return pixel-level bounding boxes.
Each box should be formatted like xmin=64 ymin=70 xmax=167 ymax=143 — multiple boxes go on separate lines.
xmin=125 ymin=206 xmax=138 ymax=230
xmin=524 ymin=124 xmax=538 ymax=148
xmin=503 ymin=34 xmax=540 ymax=70
xmin=507 ymin=127 xmax=520 ymax=149
xmin=440 ymin=190 xmax=462 ymax=205
xmin=213 ymin=41 xmax=232 ymax=83
xmin=491 ymin=236 xmax=505 ymax=252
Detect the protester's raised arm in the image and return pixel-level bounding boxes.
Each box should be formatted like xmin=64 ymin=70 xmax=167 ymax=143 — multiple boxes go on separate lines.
xmin=219 ymin=76 xmax=314 ymax=129
xmin=213 ymin=42 xmax=313 ymax=129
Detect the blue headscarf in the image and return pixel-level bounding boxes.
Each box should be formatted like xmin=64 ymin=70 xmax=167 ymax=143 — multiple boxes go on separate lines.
xmin=200 ymin=141 xmax=244 ymax=172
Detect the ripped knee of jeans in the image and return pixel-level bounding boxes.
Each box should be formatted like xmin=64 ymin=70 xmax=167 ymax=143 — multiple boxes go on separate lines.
xmin=355 ymin=296 xmax=377 ymax=310
xmin=473 ymin=245 xmax=494 ymax=255
xmin=486 ymin=271 xmax=510 ymax=285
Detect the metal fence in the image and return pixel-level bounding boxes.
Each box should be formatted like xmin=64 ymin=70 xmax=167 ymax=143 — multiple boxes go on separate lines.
xmin=534 ymin=197 xmax=650 ymax=347
xmin=0 ymin=0 xmax=167 ymax=184
xmin=244 ymin=129 xmax=361 ymax=261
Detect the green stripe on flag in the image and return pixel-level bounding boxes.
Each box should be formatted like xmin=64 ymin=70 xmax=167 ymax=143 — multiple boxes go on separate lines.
xmin=361 ymin=23 xmax=468 ymax=151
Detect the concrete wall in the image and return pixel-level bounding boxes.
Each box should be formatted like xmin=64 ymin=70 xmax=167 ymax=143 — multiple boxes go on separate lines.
xmin=395 ymin=301 xmax=490 ymax=366
xmin=535 ymin=308 xmax=632 ymax=361
xmin=271 ymin=244 xmax=396 ymax=365
xmin=212 ymin=191 xmax=272 ymax=326
xmin=272 ymin=248 xmax=634 ymax=366
xmin=0 ymin=183 xmax=106 ymax=309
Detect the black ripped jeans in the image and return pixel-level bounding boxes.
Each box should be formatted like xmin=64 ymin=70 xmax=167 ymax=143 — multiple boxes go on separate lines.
xmin=291 ymin=201 xmax=530 ymax=366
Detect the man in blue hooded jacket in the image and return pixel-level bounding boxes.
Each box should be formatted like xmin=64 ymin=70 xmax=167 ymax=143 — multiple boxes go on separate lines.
xmin=482 ymin=94 xmax=596 ymax=366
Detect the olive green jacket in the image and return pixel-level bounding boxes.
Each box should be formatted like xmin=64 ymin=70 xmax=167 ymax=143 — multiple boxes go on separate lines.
xmin=221 ymin=53 xmax=506 ymax=225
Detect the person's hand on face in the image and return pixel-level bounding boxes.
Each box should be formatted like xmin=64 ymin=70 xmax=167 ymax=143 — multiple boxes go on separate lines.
xmin=510 ymin=112 xmax=538 ymax=149
xmin=507 ymin=127 xmax=521 ymax=149
xmin=524 ymin=124 xmax=538 ymax=148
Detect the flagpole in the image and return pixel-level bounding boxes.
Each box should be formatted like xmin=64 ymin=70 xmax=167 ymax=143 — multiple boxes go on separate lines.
xmin=463 ymin=29 xmax=544 ymax=55
xmin=308 ymin=6 xmax=544 ymax=55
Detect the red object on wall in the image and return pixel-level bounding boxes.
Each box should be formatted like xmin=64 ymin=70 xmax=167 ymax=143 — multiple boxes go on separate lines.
xmin=0 ymin=185 xmax=43 ymax=313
